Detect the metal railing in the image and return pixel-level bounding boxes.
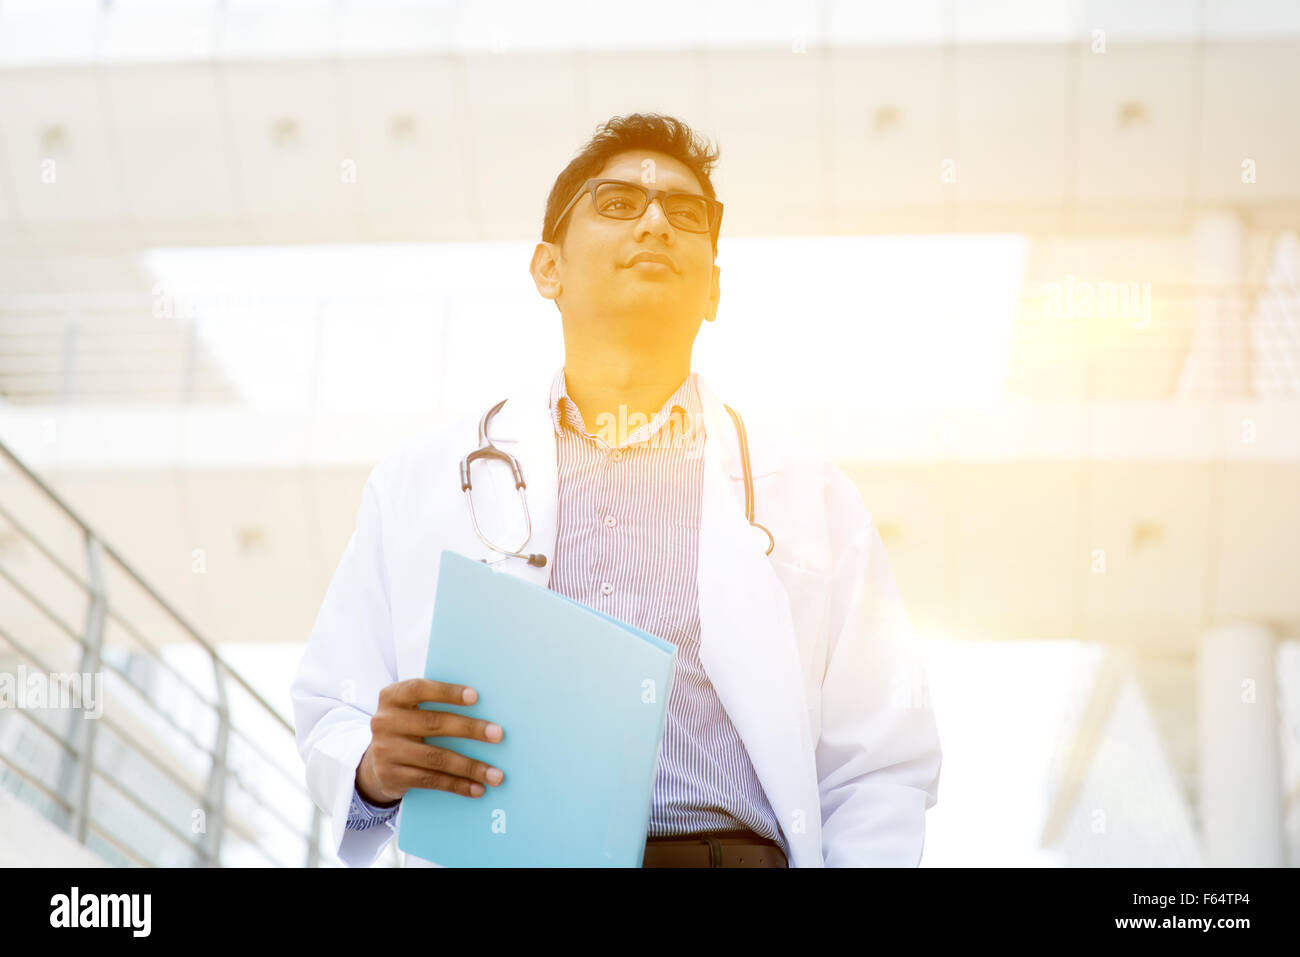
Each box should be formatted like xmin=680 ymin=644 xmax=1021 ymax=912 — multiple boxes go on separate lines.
xmin=0 ymin=435 xmax=324 ymax=867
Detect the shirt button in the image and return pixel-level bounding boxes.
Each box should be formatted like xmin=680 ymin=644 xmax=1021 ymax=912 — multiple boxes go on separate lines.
xmin=610 ymin=449 xmax=623 ymax=462
xmin=604 ymin=515 xmax=617 ymax=528
xmin=600 ymin=581 xmax=613 ymax=596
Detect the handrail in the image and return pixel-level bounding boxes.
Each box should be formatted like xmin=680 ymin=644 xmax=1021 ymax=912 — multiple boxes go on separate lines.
xmin=0 ymin=504 xmax=237 ymax=721
xmin=0 ymin=439 xmax=294 ymax=732
xmin=2 ymin=604 xmax=312 ymax=848
xmin=4 ymin=619 xmax=251 ymax=838
xmin=0 ymin=434 xmax=324 ymax=867
xmin=0 ymin=623 xmax=309 ymax=867
xmin=0 ymin=562 xmax=246 ymax=789
xmin=0 ymin=746 xmax=75 ymax=813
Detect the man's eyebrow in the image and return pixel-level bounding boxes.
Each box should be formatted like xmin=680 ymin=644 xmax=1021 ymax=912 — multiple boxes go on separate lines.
xmin=604 ymin=173 xmax=698 ymax=192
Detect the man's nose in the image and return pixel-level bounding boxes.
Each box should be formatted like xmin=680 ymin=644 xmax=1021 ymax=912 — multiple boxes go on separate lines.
xmin=635 ymin=197 xmax=674 ymax=238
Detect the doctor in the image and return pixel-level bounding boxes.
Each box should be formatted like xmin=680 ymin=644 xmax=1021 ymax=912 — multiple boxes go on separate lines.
xmin=292 ymin=112 xmax=941 ymax=868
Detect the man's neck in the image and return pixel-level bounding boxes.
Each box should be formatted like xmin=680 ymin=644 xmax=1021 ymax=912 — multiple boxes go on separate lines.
xmin=561 ymin=349 xmax=691 ymax=433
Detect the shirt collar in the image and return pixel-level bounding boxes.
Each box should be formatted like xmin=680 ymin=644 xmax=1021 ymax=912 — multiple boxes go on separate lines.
xmin=548 ymin=367 xmax=704 ymax=450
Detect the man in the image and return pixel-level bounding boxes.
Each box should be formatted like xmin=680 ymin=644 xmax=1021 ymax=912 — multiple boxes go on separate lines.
xmin=291 ymin=113 xmax=941 ymax=868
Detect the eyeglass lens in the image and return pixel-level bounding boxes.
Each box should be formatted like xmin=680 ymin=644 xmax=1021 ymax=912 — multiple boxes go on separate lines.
xmin=593 ymin=182 xmax=713 ymax=232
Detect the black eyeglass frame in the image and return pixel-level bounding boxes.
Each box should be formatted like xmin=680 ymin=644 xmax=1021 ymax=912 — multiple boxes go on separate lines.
xmin=548 ymin=177 xmax=724 ymax=246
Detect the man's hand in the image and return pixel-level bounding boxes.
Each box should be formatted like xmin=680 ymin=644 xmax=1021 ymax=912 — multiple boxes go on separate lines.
xmin=355 ymin=678 xmax=505 ymax=806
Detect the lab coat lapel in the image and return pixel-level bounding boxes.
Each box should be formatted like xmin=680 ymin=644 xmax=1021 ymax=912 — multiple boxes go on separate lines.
xmin=694 ymin=376 xmax=825 ymax=868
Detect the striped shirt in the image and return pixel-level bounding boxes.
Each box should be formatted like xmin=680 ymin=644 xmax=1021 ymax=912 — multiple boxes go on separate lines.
xmin=348 ymin=368 xmax=788 ymax=860
xmin=547 ymin=368 xmax=786 ymax=855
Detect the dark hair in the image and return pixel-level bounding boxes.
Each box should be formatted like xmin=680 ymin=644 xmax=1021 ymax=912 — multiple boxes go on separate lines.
xmin=541 ymin=113 xmax=721 ymax=255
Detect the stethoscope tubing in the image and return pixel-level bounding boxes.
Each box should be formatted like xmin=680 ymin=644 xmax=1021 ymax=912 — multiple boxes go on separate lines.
xmin=462 ymin=397 xmax=774 ymax=566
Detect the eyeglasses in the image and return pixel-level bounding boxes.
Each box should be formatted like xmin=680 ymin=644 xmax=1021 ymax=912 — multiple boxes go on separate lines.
xmin=549 ymin=178 xmax=724 ymax=243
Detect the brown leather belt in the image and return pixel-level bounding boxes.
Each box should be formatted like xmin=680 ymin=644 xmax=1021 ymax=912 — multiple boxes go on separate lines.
xmin=642 ymin=832 xmax=788 ymax=868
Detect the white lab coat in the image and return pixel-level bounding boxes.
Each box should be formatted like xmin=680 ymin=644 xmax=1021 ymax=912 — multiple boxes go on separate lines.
xmin=291 ymin=364 xmax=941 ymax=868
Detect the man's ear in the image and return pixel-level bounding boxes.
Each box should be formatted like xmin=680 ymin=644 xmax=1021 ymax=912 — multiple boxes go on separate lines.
xmin=703 ymin=264 xmax=721 ymax=322
xmin=530 ymin=242 xmax=562 ymax=302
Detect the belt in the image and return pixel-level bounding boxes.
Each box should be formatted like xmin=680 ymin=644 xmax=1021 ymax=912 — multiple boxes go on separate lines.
xmin=642 ymin=830 xmax=788 ymax=868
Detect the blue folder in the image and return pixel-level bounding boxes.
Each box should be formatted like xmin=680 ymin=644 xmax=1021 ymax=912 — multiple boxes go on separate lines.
xmin=396 ymin=550 xmax=678 ymax=867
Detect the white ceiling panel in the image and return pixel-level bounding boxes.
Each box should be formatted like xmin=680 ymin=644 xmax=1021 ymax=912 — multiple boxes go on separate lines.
xmin=218 ymin=62 xmax=358 ymax=238
xmin=0 ymin=71 xmax=125 ymax=223
xmin=105 ymin=65 xmax=236 ymax=223
xmin=461 ymin=53 xmax=586 ymax=237
xmin=703 ymin=50 xmax=826 ymax=234
xmin=340 ymin=58 xmax=470 ymax=238
xmin=953 ymin=46 xmax=1071 ymax=204
xmin=1075 ymin=44 xmax=1197 ymax=203
xmin=1197 ymin=42 xmax=1300 ymax=202
xmin=0 ymin=40 xmax=1296 ymax=250
xmin=827 ymin=48 xmax=947 ymax=216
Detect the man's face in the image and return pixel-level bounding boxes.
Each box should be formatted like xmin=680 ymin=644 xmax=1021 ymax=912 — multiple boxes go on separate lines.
xmin=531 ymin=149 xmax=722 ymax=353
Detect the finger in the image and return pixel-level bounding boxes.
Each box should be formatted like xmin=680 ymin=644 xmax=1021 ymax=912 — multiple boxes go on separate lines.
xmin=387 ymin=677 xmax=478 ymax=708
xmin=386 ymin=765 xmax=487 ymax=799
xmin=389 ymin=739 xmax=505 ymax=789
xmin=386 ymin=707 xmax=504 ymax=743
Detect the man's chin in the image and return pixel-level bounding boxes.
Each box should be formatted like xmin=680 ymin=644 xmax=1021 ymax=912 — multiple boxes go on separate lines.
xmin=607 ymin=306 xmax=697 ymax=328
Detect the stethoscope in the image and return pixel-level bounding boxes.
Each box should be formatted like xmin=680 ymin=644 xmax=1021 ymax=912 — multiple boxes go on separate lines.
xmin=459 ymin=399 xmax=775 ymax=567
